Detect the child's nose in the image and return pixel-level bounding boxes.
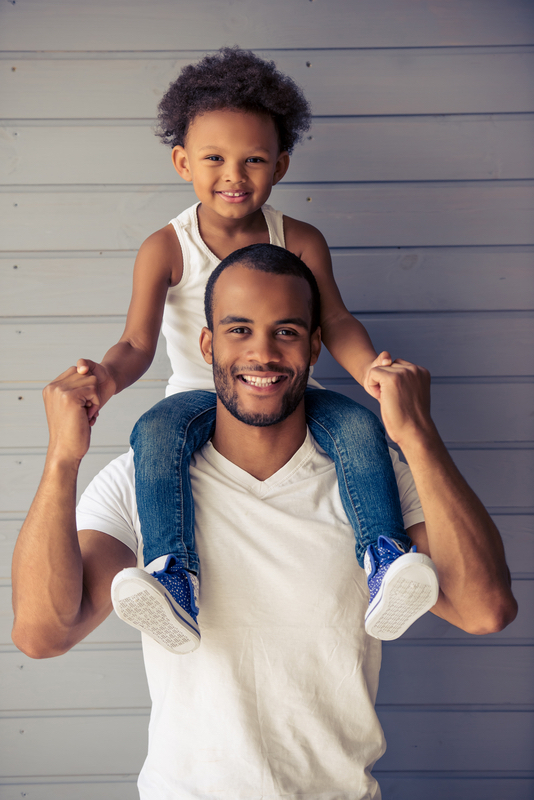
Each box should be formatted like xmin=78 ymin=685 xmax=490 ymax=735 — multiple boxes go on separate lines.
xmin=224 ymin=161 xmax=246 ymax=184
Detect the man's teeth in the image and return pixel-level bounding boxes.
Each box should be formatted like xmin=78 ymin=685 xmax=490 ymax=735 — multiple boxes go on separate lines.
xmin=242 ymin=375 xmax=282 ymax=386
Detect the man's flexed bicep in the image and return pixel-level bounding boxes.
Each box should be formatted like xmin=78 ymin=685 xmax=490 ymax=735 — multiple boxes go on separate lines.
xmin=11 ymin=368 xmax=136 ymax=658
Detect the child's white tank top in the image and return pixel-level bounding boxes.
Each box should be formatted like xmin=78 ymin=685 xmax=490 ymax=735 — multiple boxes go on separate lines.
xmin=162 ymin=202 xmax=319 ymax=396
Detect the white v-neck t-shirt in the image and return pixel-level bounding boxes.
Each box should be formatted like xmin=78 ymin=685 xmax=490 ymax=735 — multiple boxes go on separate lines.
xmin=77 ymin=431 xmax=424 ymax=800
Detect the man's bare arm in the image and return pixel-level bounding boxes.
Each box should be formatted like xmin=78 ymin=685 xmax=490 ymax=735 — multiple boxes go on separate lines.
xmin=11 ymin=367 xmax=135 ymax=659
xmin=373 ymin=359 xmax=517 ymax=635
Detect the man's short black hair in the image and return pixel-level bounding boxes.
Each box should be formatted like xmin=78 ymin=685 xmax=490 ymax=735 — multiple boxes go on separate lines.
xmin=156 ymin=47 xmax=311 ymax=154
xmin=204 ymin=244 xmax=321 ymax=333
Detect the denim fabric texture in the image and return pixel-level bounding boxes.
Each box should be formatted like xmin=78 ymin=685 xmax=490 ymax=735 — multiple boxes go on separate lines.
xmin=131 ymin=388 xmax=411 ymax=571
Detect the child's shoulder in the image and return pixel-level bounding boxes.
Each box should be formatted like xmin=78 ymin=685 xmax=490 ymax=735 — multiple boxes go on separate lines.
xmin=283 ymin=215 xmax=330 ymax=273
xmin=136 ymin=224 xmax=184 ymax=287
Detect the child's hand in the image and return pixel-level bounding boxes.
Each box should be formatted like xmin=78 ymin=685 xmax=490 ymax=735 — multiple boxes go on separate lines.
xmin=363 ymin=351 xmax=393 ymax=400
xmin=76 ymin=359 xmax=117 ymax=424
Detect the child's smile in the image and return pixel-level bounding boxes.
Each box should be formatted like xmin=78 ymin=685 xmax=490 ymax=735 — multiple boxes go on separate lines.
xmin=172 ymin=109 xmax=289 ymax=226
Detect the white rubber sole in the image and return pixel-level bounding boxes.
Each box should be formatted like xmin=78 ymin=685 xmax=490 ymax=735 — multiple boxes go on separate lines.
xmin=111 ymin=568 xmax=200 ymax=654
xmin=365 ymin=552 xmax=439 ymax=641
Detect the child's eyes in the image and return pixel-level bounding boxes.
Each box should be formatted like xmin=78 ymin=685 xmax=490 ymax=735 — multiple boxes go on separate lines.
xmin=246 ymin=157 xmax=265 ymax=163
xmin=206 ymin=155 xmax=223 ymax=162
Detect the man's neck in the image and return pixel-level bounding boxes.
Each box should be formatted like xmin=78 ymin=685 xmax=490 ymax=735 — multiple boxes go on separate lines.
xmin=210 ymin=400 xmax=308 ymax=481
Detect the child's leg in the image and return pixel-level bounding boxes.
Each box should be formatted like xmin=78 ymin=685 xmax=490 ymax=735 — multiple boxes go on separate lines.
xmin=130 ymin=390 xmax=217 ymax=572
xmin=304 ymin=388 xmax=410 ymax=567
xmin=305 ymin=388 xmax=439 ymax=640
xmin=111 ymin=390 xmax=216 ymax=654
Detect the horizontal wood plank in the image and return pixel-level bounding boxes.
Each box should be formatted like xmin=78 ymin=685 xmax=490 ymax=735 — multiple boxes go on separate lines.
xmin=0 ymin=711 xmax=148 ymax=777
xmin=0 ymin=780 xmax=138 ymax=800
xmin=2 ymin=50 xmax=534 ymax=120
xmin=373 ymin=774 xmax=534 ymax=800
xmin=376 ymin=709 xmax=534 ymax=771
xmin=2 ymin=183 xmax=534 ymax=251
xmin=1 ymin=646 xmax=150 ymax=711
xmin=377 ymin=644 xmax=534 ymax=705
xmin=2 ymin=642 xmax=531 ymax=712
xmin=5 ymin=312 xmax=532 ymax=382
xmin=2 ymin=0 xmax=533 ymax=49
xmin=3 ymin=248 xmax=533 ymax=316
xmin=0 ymin=707 xmax=531 ymax=776
xmin=2 ymin=514 xmax=532 ymax=584
xmin=3 ymin=116 xmax=534 ymax=184
xmin=2 ymin=381 xmax=533 ymax=452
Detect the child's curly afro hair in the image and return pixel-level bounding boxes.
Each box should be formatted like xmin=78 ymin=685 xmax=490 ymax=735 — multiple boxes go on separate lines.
xmin=156 ymin=47 xmax=311 ymax=154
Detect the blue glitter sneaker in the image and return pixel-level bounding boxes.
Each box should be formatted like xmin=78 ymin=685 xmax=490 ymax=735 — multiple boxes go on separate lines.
xmin=364 ymin=535 xmax=439 ymax=641
xmin=111 ymin=556 xmax=200 ymax=654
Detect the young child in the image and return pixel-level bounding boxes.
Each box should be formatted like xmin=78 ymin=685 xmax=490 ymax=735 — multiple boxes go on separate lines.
xmin=77 ymin=48 xmax=439 ymax=653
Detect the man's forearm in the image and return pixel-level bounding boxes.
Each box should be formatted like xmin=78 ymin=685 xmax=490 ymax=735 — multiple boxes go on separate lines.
xmin=11 ymin=455 xmax=86 ymax=657
xmin=401 ymin=423 xmax=517 ymax=634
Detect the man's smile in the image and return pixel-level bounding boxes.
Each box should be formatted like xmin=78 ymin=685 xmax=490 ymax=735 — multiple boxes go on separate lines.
xmin=238 ymin=374 xmax=287 ymax=387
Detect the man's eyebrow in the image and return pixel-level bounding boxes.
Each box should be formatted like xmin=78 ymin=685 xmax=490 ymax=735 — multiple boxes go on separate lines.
xmin=218 ymin=315 xmax=309 ymax=330
xmin=218 ymin=315 xmax=253 ymax=326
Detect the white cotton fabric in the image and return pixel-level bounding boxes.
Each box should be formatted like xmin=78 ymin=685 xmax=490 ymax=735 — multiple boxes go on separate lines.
xmin=77 ymin=432 xmax=424 ymax=800
xmin=164 ymin=202 xmax=307 ymax=395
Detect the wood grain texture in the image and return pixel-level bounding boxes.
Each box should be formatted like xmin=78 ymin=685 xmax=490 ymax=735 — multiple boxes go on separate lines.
xmin=1 ymin=643 xmax=530 ymax=712
xmin=376 ymin=709 xmax=534 ymax=770
xmin=2 ymin=514 xmax=532 ymax=581
xmin=3 ymin=248 xmax=533 ymax=316
xmin=0 ymin=707 xmax=531 ymax=776
xmin=373 ymin=775 xmax=534 ymax=800
xmin=2 ymin=0 xmax=534 ymax=50
xmin=3 ymin=116 xmax=534 ymax=184
xmin=0 ymin=448 xmax=532 ymax=513
xmin=2 ymin=381 xmax=533 ymax=451
xmin=2 ymin=50 xmax=534 ymax=120
xmin=0 ymin=781 xmax=139 ymax=800
xmin=3 ymin=183 xmax=533 ymax=251
xmin=2 ymin=313 xmax=533 ymax=382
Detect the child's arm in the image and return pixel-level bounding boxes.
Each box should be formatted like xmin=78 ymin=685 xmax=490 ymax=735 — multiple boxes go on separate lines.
xmin=77 ymin=225 xmax=182 ymax=421
xmin=284 ymin=217 xmax=390 ymax=397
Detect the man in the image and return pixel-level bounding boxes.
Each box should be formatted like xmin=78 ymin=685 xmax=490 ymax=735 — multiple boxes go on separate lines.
xmin=12 ymin=245 xmax=516 ymax=799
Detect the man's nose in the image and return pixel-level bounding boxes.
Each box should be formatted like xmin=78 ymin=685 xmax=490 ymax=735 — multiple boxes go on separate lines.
xmin=247 ymin=333 xmax=282 ymax=364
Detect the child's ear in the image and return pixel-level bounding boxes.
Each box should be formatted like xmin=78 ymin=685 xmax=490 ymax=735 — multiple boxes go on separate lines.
xmin=272 ymin=151 xmax=290 ymax=186
xmin=200 ymin=327 xmax=213 ymax=364
xmin=172 ymin=146 xmax=192 ymax=182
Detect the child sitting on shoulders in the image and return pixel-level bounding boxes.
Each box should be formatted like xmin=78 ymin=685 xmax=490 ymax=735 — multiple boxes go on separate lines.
xmin=76 ymin=48 xmax=438 ymax=653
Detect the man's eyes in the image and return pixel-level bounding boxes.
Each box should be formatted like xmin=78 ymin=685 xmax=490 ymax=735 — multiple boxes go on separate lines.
xmin=228 ymin=328 xmax=298 ymax=336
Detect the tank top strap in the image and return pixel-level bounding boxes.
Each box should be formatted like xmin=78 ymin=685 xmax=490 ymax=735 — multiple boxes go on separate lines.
xmin=262 ymin=204 xmax=286 ymax=248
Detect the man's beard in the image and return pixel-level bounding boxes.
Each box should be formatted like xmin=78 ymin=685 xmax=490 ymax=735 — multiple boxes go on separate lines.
xmin=213 ymin=359 xmax=310 ymax=427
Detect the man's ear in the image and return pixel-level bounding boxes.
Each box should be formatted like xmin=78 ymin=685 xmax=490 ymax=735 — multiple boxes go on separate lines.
xmin=309 ymin=326 xmax=321 ymax=367
xmin=172 ymin=146 xmax=192 ymax=182
xmin=200 ymin=327 xmax=213 ymax=364
xmin=272 ymin=151 xmax=290 ymax=186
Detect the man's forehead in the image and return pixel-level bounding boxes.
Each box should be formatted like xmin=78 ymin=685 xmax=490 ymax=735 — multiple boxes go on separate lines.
xmin=212 ymin=264 xmax=313 ymax=322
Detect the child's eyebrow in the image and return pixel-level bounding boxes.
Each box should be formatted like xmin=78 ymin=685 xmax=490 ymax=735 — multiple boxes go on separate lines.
xmin=198 ymin=145 xmax=271 ymax=154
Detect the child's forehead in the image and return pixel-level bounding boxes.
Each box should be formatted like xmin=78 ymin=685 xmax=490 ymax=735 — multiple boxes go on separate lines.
xmin=185 ymin=108 xmax=279 ymax=148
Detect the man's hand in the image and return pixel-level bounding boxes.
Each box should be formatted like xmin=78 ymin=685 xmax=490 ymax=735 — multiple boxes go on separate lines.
xmin=76 ymin=359 xmax=117 ymax=422
xmin=43 ymin=366 xmax=100 ymax=464
xmin=367 ymin=357 xmax=435 ymax=448
xmin=362 ymin=351 xmax=393 ymax=398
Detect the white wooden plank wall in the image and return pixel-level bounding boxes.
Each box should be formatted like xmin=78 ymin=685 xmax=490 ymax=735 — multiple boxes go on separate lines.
xmin=1 ymin=1 xmax=533 ymax=797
